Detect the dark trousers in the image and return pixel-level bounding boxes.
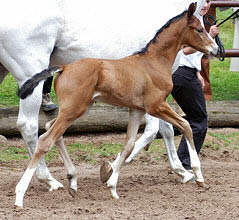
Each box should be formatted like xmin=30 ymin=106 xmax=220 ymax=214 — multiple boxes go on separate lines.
xmin=171 ymin=66 xmax=208 ymax=170
xmin=43 ymin=76 xmax=53 ymax=94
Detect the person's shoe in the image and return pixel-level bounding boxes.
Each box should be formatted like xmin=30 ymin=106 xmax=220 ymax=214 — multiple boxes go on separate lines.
xmin=41 ymin=93 xmax=58 ymax=112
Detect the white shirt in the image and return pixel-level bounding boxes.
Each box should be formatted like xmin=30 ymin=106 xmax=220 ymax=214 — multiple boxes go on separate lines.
xmin=179 ymin=51 xmax=204 ymax=71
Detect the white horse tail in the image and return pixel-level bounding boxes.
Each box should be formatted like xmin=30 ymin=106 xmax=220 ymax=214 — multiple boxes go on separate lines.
xmin=18 ymin=66 xmax=63 ymax=99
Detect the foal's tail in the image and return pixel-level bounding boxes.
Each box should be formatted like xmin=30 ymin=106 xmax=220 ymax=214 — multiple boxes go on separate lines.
xmin=18 ymin=66 xmax=63 ymax=99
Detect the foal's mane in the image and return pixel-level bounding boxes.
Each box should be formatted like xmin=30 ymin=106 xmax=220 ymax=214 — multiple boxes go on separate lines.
xmin=135 ymin=10 xmax=187 ymax=55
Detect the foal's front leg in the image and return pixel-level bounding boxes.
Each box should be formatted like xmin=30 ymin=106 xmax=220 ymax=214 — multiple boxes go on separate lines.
xmin=148 ymin=101 xmax=204 ymax=186
xmin=100 ymin=109 xmax=144 ymax=199
xmin=125 ymin=114 xmax=194 ymax=183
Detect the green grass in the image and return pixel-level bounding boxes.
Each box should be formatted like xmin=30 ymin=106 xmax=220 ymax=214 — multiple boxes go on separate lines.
xmin=204 ymin=130 xmax=239 ymax=151
xmin=0 ymin=140 xmax=166 ymax=164
xmin=0 ymin=145 xmax=29 ymax=162
xmin=0 ymin=74 xmax=19 ymax=107
xmin=1 ymin=129 xmax=239 ymax=164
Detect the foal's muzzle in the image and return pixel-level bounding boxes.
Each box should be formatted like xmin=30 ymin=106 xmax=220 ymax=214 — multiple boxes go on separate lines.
xmin=208 ymin=43 xmax=219 ymax=57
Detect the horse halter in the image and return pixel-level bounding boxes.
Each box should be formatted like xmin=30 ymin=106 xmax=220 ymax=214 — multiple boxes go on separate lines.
xmin=204 ymin=9 xmax=239 ymax=61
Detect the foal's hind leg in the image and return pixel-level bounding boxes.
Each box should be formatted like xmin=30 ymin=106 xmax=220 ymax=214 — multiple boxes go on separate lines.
xmin=57 ymin=137 xmax=78 ymax=196
xmin=100 ymin=109 xmax=144 ymax=199
xmin=45 ymin=119 xmax=78 ymax=196
xmin=15 ymin=103 xmax=87 ymax=208
xmin=147 ymin=101 xmax=204 ymax=186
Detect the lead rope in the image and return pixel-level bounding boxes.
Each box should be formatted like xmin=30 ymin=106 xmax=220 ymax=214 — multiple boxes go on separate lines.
xmin=204 ymin=9 xmax=239 ymax=61
xmin=204 ymin=15 xmax=225 ymax=61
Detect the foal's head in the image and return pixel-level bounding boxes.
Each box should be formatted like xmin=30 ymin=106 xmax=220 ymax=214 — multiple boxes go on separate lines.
xmin=182 ymin=2 xmax=218 ymax=55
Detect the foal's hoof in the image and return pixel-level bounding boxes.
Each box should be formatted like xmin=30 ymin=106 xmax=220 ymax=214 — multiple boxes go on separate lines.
xmin=68 ymin=188 xmax=77 ymax=198
xmin=100 ymin=160 xmax=113 ymax=183
xmin=196 ymin=181 xmax=210 ymax=190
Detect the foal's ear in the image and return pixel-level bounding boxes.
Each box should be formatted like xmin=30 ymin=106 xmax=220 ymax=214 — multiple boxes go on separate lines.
xmin=187 ymin=2 xmax=197 ymax=18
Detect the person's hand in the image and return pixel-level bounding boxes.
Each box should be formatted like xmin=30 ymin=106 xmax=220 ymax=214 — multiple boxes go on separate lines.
xmin=209 ymin=25 xmax=219 ymax=38
xmin=197 ymin=72 xmax=205 ymax=88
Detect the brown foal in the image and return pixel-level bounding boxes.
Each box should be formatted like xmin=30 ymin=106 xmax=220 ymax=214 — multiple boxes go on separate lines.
xmin=16 ymin=3 xmax=218 ymax=207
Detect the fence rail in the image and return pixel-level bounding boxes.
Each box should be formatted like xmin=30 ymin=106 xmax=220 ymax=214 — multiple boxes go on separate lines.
xmin=211 ymin=1 xmax=239 ymax=7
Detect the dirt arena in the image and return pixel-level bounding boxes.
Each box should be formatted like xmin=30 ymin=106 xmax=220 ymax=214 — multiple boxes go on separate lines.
xmin=1 ymin=128 xmax=239 ymax=220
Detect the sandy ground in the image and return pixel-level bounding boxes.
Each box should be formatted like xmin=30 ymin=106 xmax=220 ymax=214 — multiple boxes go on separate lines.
xmin=1 ymin=128 xmax=239 ymax=220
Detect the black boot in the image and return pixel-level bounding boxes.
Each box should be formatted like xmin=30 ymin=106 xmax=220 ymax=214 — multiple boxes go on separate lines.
xmin=41 ymin=93 xmax=57 ymax=112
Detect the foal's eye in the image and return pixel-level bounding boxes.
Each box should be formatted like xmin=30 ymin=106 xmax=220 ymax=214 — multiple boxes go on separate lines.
xmin=197 ymin=29 xmax=203 ymax=33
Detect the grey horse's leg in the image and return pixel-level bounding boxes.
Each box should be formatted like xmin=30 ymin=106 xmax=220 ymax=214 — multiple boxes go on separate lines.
xmin=125 ymin=113 xmax=159 ymax=163
xmin=158 ymin=119 xmax=194 ymax=183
